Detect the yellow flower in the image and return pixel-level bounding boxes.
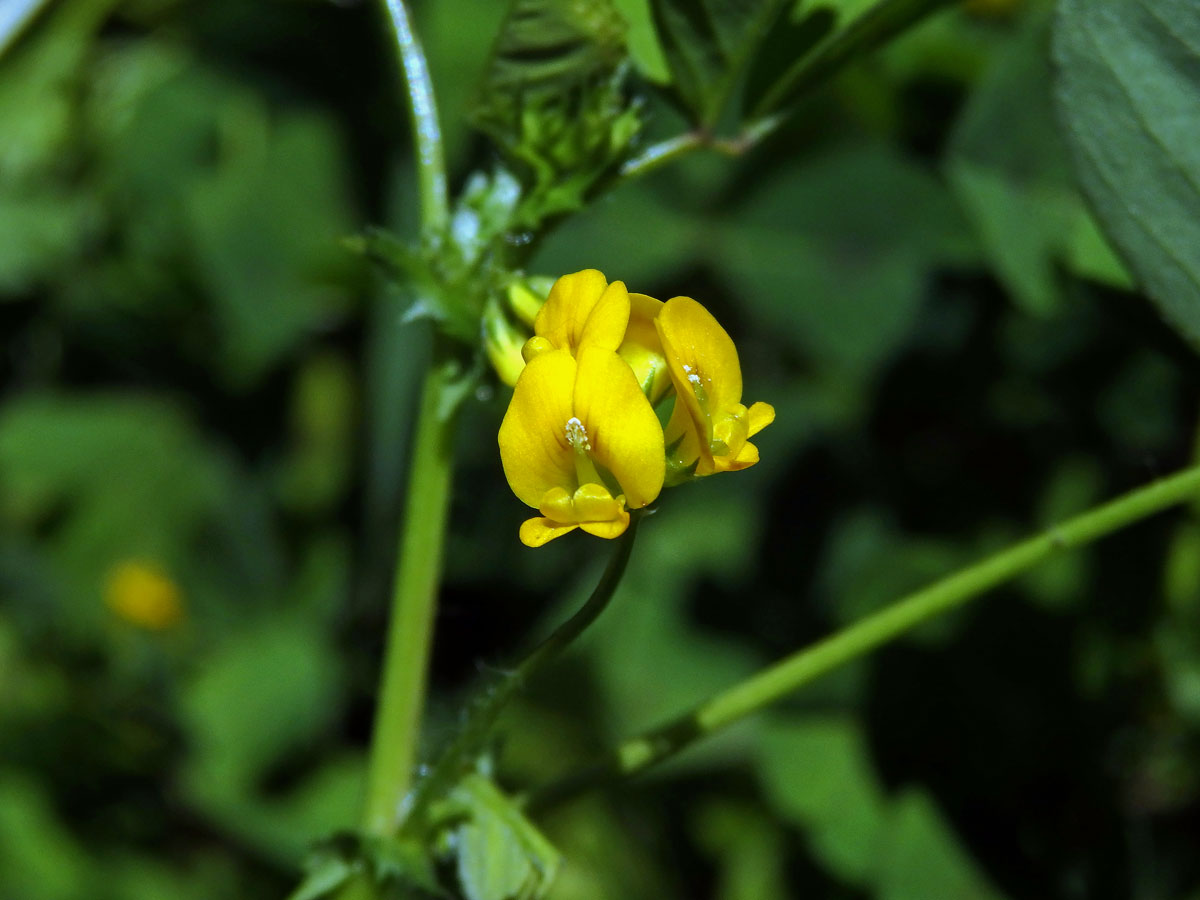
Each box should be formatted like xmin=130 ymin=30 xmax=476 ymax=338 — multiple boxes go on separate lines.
xmin=105 ymin=560 xmax=184 ymax=631
xmin=522 ymin=269 xmax=630 ymax=361
xmin=655 ymin=296 xmax=775 ymax=477
xmin=498 ymin=345 xmax=665 ymax=547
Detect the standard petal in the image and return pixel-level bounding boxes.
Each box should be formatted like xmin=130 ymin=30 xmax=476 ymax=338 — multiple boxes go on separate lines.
xmin=498 ymin=350 xmax=578 ymax=508
xmin=573 ymin=347 xmax=665 ymax=508
xmin=534 ymin=270 xmax=630 ymax=354
xmin=520 ymin=518 xmax=579 ymax=547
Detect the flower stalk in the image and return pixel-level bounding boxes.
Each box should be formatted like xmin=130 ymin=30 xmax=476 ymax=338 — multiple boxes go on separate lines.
xmin=529 ymin=461 xmax=1200 ymax=809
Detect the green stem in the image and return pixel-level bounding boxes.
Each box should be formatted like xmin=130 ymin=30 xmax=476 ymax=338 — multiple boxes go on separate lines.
xmin=380 ymin=0 xmax=448 ymax=236
xmin=361 ymin=356 xmax=457 ymax=836
xmin=620 ymin=132 xmax=707 ymax=180
xmin=402 ymin=514 xmax=642 ymax=834
xmin=529 ymin=462 xmax=1200 ymax=809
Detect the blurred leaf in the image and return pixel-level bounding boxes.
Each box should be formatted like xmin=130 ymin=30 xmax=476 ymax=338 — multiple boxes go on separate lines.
xmin=721 ymin=143 xmax=974 ymax=378
xmin=694 ymin=801 xmax=789 ymax=900
xmin=181 ymin=616 xmax=340 ymax=793
xmin=747 ymin=0 xmax=956 ymax=120
xmin=612 ymin=0 xmax=671 ymax=82
xmin=877 ymin=789 xmax=1005 ymax=900
xmin=187 ymin=102 xmax=356 ymax=384
xmin=0 ymin=394 xmax=238 ymax=630
xmin=0 ymin=770 xmax=93 ymax=900
xmin=650 ymin=0 xmax=785 ymax=126
xmin=819 ymin=509 xmax=965 ymax=642
xmin=1022 ymin=458 xmax=1102 ymax=611
xmin=1054 ymin=0 xmax=1200 ymax=350
xmin=757 ymin=715 xmax=888 ymax=886
xmin=947 ymin=8 xmax=1129 ymax=317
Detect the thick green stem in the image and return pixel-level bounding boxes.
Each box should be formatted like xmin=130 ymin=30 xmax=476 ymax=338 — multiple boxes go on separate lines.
xmin=380 ymin=0 xmax=448 ymax=236
xmin=361 ymin=358 xmax=456 ymax=836
xmin=403 ymin=515 xmax=642 ymax=834
xmin=530 ymin=463 xmax=1200 ymax=809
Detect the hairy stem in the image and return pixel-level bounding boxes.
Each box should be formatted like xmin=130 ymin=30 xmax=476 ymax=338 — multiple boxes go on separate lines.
xmin=530 ymin=462 xmax=1200 ymax=809
xmin=403 ymin=514 xmax=642 ymax=834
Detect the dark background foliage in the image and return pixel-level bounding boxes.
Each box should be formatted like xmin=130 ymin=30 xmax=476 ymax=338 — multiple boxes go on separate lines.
xmin=3 ymin=0 xmax=1199 ymax=898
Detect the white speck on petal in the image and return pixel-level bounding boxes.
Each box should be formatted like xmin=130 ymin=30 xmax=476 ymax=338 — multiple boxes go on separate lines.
xmin=565 ymin=416 xmax=591 ymax=451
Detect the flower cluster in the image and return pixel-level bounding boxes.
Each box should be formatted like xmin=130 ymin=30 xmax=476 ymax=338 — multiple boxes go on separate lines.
xmin=498 ymin=270 xmax=774 ymax=547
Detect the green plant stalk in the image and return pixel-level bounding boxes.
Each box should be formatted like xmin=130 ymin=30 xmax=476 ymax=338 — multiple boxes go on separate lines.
xmin=530 ymin=462 xmax=1200 ymax=809
xmin=355 ymin=0 xmax=452 ymax=841
xmin=361 ymin=356 xmax=457 ymax=836
xmin=380 ymin=0 xmax=448 ymax=237
xmin=402 ymin=513 xmax=642 ymax=834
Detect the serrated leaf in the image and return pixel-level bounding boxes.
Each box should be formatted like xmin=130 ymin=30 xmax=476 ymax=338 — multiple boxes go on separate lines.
xmin=1054 ymin=0 xmax=1200 ymax=350
xmin=475 ymin=0 xmax=627 ymax=100
xmin=651 ymin=0 xmax=786 ymax=126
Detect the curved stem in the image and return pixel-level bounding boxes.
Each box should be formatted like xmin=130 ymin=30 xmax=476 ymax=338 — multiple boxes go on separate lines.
xmin=361 ymin=354 xmax=457 ymax=837
xmin=529 ymin=462 xmax=1200 ymax=810
xmin=402 ymin=514 xmax=643 ymax=834
xmin=380 ymin=0 xmax=448 ymax=237
xmin=620 ymin=132 xmax=707 ymax=180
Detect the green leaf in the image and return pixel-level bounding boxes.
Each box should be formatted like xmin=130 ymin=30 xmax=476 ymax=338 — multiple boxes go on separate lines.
xmin=757 ymin=716 xmax=889 ymax=886
xmin=449 ymin=774 xmax=560 ymax=900
xmin=470 ymin=0 xmax=640 ymax=226
xmin=1054 ymin=0 xmax=1200 ymax=349
xmin=877 ymin=790 xmax=1005 ymax=900
xmin=651 ymin=0 xmax=786 ymax=126
xmin=720 ymin=143 xmax=974 ymax=378
xmin=947 ymin=8 xmax=1130 ymax=317
xmin=748 ymin=0 xmax=957 ymax=120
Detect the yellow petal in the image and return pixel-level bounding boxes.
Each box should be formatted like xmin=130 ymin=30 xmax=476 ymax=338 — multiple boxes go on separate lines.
xmin=619 ymin=292 xmax=671 ymax=400
xmin=498 ymin=350 xmax=578 ymax=508
xmin=716 ymin=439 xmax=760 ymax=472
xmin=572 ymin=346 xmax=665 ymax=508
xmin=747 ymin=401 xmax=775 ymax=437
xmin=655 ymin=296 xmax=745 ymax=474
xmin=534 ymin=270 xmax=630 ymax=354
xmin=656 ymin=296 xmax=743 ymax=414
xmin=581 ymin=516 xmax=630 ymax=539
xmin=520 ymin=518 xmax=579 ymax=547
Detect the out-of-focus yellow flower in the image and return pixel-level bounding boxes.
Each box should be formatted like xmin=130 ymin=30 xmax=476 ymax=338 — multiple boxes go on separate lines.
xmin=105 ymin=560 xmax=184 ymax=631
xmin=498 ymin=346 xmax=664 ymax=547
xmin=656 ymin=297 xmax=775 ymax=478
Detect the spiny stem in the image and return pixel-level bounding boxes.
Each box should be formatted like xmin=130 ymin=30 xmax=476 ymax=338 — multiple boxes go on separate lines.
xmin=529 ymin=462 xmax=1200 ymax=809
xmin=402 ymin=514 xmax=643 ymax=834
